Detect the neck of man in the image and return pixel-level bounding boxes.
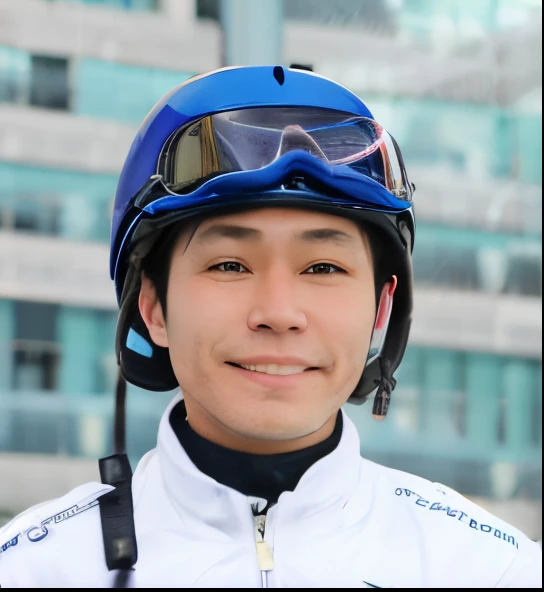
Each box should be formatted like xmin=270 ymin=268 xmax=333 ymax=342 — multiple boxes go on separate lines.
xmin=183 ymin=395 xmax=338 ymax=454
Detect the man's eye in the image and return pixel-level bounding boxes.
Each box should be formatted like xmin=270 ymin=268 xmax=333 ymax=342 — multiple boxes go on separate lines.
xmin=305 ymin=263 xmax=346 ymax=274
xmin=211 ymin=262 xmax=248 ymax=273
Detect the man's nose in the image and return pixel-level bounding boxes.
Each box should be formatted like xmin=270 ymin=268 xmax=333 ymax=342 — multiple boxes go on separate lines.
xmin=247 ymin=267 xmax=308 ymax=334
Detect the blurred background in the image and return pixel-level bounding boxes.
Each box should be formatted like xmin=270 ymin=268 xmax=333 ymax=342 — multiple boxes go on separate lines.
xmin=0 ymin=0 xmax=541 ymax=539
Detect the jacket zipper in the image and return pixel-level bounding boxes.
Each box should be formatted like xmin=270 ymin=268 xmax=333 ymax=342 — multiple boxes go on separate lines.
xmin=252 ymin=503 xmax=274 ymax=588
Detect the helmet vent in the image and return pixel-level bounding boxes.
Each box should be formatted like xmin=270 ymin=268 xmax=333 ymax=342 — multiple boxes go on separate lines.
xmin=273 ymin=66 xmax=285 ymax=86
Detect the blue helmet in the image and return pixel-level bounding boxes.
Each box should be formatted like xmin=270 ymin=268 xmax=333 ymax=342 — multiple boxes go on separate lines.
xmin=110 ymin=65 xmax=415 ymax=418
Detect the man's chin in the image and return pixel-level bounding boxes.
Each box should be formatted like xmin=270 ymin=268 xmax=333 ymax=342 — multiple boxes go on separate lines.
xmin=230 ymin=410 xmax=331 ymax=445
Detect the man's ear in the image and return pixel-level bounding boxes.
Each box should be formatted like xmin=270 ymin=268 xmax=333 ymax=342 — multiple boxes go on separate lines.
xmin=375 ymin=276 xmax=397 ymax=330
xmin=139 ymin=274 xmax=169 ymax=348
xmin=366 ymin=276 xmax=398 ymax=369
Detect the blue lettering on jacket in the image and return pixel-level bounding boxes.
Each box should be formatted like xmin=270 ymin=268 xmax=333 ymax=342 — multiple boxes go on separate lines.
xmin=395 ymin=488 xmax=518 ymax=549
xmin=0 ymin=535 xmax=19 ymax=554
xmin=457 ymin=511 xmax=468 ymax=523
xmin=27 ymin=526 xmax=49 ymax=543
xmin=0 ymin=500 xmax=99 ymax=557
xmin=427 ymin=502 xmax=459 ymax=518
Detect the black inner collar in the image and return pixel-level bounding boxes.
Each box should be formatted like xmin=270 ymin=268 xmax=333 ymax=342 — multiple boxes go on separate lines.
xmin=170 ymin=400 xmax=343 ymax=505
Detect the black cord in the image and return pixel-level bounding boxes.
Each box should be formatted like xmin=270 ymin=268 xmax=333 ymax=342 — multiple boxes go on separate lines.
xmin=107 ymin=369 xmax=135 ymax=588
xmin=113 ymin=569 xmax=131 ymax=588
xmin=114 ymin=369 xmax=127 ymax=456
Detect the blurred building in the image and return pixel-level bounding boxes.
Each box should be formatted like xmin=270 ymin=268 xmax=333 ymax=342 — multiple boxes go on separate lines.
xmin=0 ymin=0 xmax=541 ymax=537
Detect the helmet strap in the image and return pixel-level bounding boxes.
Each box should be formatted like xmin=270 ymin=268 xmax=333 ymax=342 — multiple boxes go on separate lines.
xmin=368 ymin=277 xmax=397 ymax=421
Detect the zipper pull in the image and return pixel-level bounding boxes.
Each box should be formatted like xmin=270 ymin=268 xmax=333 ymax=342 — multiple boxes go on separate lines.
xmin=252 ymin=507 xmax=275 ymax=577
xmin=256 ymin=539 xmax=275 ymax=572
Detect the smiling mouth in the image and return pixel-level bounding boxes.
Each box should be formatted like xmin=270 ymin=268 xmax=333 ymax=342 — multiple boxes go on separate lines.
xmin=226 ymin=362 xmax=319 ymax=376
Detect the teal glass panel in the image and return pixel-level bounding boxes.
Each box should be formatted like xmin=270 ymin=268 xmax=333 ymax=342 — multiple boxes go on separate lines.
xmin=0 ymin=162 xmax=118 ymax=242
xmin=0 ymin=45 xmax=31 ymax=103
xmin=58 ymin=307 xmax=102 ymax=395
xmin=465 ymin=354 xmax=501 ymax=449
xmin=0 ymin=299 xmax=14 ymax=392
xmin=503 ymin=359 xmax=536 ymax=453
xmin=75 ymin=59 xmax=193 ymax=124
xmin=51 ymin=0 xmax=158 ymax=11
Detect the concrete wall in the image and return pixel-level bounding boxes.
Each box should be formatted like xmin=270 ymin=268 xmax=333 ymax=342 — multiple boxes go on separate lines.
xmin=0 ymin=103 xmax=135 ymax=174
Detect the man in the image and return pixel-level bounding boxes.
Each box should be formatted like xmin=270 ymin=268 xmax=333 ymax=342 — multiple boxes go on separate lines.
xmin=0 ymin=66 xmax=541 ymax=588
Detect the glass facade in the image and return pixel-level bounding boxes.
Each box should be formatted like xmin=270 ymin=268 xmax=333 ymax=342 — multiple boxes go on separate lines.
xmin=0 ymin=46 xmax=194 ymax=123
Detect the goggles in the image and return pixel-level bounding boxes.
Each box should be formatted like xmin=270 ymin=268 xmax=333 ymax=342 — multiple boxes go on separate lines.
xmin=153 ymin=106 xmax=414 ymax=203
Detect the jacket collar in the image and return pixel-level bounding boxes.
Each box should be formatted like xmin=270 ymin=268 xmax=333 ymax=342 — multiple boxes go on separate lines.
xmin=156 ymin=394 xmax=363 ymax=539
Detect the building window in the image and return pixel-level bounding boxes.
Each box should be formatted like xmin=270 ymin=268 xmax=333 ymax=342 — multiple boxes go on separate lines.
xmin=196 ymin=0 xmax=220 ymax=21
xmin=12 ymin=343 xmax=60 ymax=391
xmin=503 ymin=252 xmax=542 ymax=297
xmin=0 ymin=196 xmax=61 ymax=236
xmin=30 ymin=55 xmax=70 ymax=110
xmin=12 ymin=302 xmax=60 ymax=392
xmin=14 ymin=198 xmax=62 ymax=235
xmin=0 ymin=48 xmax=71 ymax=110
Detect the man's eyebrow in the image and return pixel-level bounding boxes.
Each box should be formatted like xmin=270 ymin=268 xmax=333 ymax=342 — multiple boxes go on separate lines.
xmin=195 ymin=224 xmax=357 ymax=245
xmin=196 ymin=224 xmax=262 ymax=242
xmin=297 ymin=228 xmax=357 ymax=245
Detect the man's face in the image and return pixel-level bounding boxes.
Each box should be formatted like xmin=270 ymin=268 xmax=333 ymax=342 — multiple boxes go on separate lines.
xmin=140 ymin=208 xmax=380 ymax=451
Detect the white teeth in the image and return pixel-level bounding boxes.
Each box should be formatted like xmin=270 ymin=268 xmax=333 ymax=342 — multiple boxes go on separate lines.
xmin=238 ymin=364 xmax=308 ymax=376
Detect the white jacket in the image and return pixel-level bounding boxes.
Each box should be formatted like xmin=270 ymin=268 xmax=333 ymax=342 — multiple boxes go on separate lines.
xmin=0 ymin=394 xmax=541 ymax=588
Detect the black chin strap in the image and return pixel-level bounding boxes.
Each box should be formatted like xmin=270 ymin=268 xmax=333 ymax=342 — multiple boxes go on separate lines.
xmin=98 ymin=368 xmax=138 ymax=587
xmin=372 ymin=357 xmax=397 ymax=420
